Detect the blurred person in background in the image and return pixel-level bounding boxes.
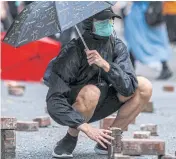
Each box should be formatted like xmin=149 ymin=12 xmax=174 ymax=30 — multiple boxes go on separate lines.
xmin=123 ymin=1 xmax=173 ymax=80
xmin=1 ymin=1 xmax=13 ymax=31
xmin=163 ymin=1 xmax=176 ymax=44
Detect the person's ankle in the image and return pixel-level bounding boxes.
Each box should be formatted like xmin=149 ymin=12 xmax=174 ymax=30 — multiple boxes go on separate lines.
xmin=67 ymin=129 xmax=79 ymax=139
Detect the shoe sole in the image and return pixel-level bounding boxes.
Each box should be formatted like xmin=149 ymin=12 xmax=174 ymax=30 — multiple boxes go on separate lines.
xmin=94 ymin=147 xmax=108 ymax=155
xmin=52 ymin=151 xmax=73 ymax=158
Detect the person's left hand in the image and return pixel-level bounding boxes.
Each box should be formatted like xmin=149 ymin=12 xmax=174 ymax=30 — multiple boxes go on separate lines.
xmin=85 ymin=50 xmax=110 ymax=71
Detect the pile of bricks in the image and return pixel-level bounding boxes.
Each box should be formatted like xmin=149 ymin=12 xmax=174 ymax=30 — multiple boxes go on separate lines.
xmin=108 ymin=125 xmax=176 ymax=159
xmin=16 ymin=116 xmax=51 ymax=131
xmin=1 ymin=116 xmax=51 ymax=158
xmin=1 ymin=117 xmax=17 ymax=159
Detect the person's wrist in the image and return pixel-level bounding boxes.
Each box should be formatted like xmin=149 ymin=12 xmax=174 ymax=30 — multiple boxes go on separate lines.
xmin=77 ymin=123 xmax=90 ymax=133
xmin=102 ymin=60 xmax=110 ymax=72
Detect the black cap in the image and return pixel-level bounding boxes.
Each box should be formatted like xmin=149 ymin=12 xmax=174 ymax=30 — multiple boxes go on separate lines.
xmin=93 ymin=8 xmax=122 ymax=20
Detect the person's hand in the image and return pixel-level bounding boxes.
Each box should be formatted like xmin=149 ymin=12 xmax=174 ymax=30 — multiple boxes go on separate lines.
xmin=85 ymin=50 xmax=110 ymax=72
xmin=77 ymin=123 xmax=114 ymax=148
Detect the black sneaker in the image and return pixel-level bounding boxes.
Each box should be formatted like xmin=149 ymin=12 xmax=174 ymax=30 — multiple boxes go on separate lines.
xmin=94 ymin=143 xmax=108 ymax=155
xmin=52 ymin=133 xmax=78 ymax=158
xmin=157 ymin=68 xmax=173 ymax=80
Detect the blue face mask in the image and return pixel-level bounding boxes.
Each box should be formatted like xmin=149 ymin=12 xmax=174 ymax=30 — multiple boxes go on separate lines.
xmin=93 ymin=19 xmax=114 ymax=37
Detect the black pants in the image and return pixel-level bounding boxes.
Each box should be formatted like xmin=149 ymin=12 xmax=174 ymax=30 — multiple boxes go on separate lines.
xmin=68 ymin=84 xmax=123 ymax=123
xmin=165 ymin=15 xmax=176 ymax=42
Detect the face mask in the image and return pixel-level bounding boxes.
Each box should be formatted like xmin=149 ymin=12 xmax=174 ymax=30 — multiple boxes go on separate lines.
xmin=93 ymin=19 xmax=114 ymax=37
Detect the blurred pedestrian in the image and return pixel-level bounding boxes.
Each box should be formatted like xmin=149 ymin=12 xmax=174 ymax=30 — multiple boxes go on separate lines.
xmin=45 ymin=8 xmax=152 ymax=158
xmin=124 ymin=1 xmax=173 ymax=80
xmin=1 ymin=1 xmax=13 ymax=31
xmin=163 ymin=2 xmax=176 ymax=43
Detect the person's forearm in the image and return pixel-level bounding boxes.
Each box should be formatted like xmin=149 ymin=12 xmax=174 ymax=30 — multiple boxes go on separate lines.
xmin=102 ymin=60 xmax=110 ymax=72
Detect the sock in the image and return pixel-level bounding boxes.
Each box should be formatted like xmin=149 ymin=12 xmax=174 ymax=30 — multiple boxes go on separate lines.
xmin=65 ymin=132 xmax=78 ymax=141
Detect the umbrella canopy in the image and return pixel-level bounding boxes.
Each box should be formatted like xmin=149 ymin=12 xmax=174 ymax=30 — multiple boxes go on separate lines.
xmin=1 ymin=32 xmax=61 ymax=82
xmin=3 ymin=1 xmax=116 ymax=47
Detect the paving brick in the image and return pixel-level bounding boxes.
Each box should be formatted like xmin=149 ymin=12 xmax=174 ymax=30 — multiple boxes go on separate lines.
xmin=0 ymin=117 xmax=17 ymax=130
xmin=133 ymin=131 xmax=151 ymax=139
xmin=142 ymin=102 xmax=154 ymax=113
xmin=108 ymin=127 xmax=122 ymax=159
xmin=8 ymin=85 xmax=25 ymax=96
xmin=122 ymin=139 xmax=165 ymax=156
xmin=114 ymin=154 xmax=131 ymax=159
xmin=163 ymin=86 xmax=174 ymax=92
xmin=1 ymin=152 xmax=16 ymax=159
xmin=1 ymin=130 xmax=16 ymax=150
xmin=100 ymin=116 xmax=128 ymax=131
xmin=33 ymin=116 xmax=51 ymax=127
xmin=16 ymin=121 xmax=39 ymax=131
xmin=1 ymin=130 xmax=16 ymax=159
xmin=140 ymin=124 xmax=158 ymax=136
xmin=161 ymin=155 xmax=176 ymax=159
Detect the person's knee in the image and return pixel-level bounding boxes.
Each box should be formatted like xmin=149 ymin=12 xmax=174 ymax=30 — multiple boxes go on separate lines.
xmin=137 ymin=76 xmax=153 ymax=103
xmin=75 ymin=85 xmax=100 ymax=112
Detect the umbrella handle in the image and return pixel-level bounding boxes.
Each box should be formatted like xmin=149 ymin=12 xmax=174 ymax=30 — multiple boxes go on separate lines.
xmin=75 ymin=25 xmax=89 ymax=51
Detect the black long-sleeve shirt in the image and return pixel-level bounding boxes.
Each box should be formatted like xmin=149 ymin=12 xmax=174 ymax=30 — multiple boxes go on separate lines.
xmin=46 ymin=32 xmax=138 ymax=128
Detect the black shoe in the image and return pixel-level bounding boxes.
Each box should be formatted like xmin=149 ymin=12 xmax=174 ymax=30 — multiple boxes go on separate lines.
xmin=157 ymin=68 xmax=173 ymax=80
xmin=52 ymin=133 xmax=78 ymax=158
xmin=94 ymin=143 xmax=108 ymax=155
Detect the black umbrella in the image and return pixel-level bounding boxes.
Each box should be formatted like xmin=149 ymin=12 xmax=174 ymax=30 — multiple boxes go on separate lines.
xmin=3 ymin=1 xmax=116 ymax=48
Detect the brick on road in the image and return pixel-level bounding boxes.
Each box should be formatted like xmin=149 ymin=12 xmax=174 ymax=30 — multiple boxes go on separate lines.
xmin=8 ymin=85 xmax=25 ymax=96
xmin=114 ymin=154 xmax=132 ymax=159
xmin=0 ymin=117 xmax=17 ymax=130
xmin=133 ymin=131 xmax=151 ymax=139
xmin=140 ymin=123 xmax=158 ymax=136
xmin=16 ymin=121 xmax=39 ymax=131
xmin=100 ymin=116 xmax=128 ymax=131
xmin=142 ymin=101 xmax=154 ymax=113
xmin=33 ymin=116 xmax=51 ymax=127
xmin=1 ymin=130 xmax=16 ymax=159
xmin=163 ymin=86 xmax=175 ymax=92
xmin=161 ymin=155 xmax=176 ymax=159
xmin=108 ymin=127 xmax=122 ymax=159
xmin=122 ymin=139 xmax=165 ymax=156
xmin=1 ymin=130 xmax=16 ymax=150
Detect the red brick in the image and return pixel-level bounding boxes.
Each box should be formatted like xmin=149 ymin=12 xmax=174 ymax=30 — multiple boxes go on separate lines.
xmin=142 ymin=102 xmax=154 ymax=113
xmin=133 ymin=131 xmax=151 ymax=139
xmin=16 ymin=121 xmax=39 ymax=131
xmin=161 ymin=155 xmax=176 ymax=159
xmin=0 ymin=117 xmax=17 ymax=130
xmin=1 ymin=130 xmax=16 ymax=150
xmin=1 ymin=130 xmax=16 ymax=159
xmin=163 ymin=86 xmax=174 ymax=92
xmin=33 ymin=116 xmax=51 ymax=127
xmin=108 ymin=127 xmax=122 ymax=159
xmin=8 ymin=85 xmax=25 ymax=96
xmin=122 ymin=139 xmax=165 ymax=156
xmin=114 ymin=154 xmax=131 ymax=159
xmin=100 ymin=116 xmax=128 ymax=131
xmin=140 ymin=124 xmax=158 ymax=136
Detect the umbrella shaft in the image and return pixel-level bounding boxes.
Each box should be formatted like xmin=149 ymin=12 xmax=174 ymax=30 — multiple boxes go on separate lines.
xmin=75 ymin=25 xmax=89 ymax=51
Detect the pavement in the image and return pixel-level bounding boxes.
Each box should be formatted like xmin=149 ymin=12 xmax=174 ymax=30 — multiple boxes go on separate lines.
xmin=1 ymin=43 xmax=176 ymax=158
